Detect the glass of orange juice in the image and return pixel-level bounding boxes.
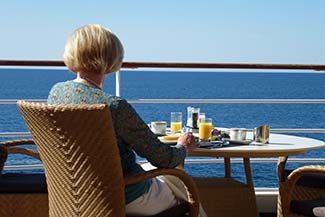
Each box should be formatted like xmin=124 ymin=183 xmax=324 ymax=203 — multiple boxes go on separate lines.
xmin=170 ymin=112 xmax=182 ymax=133
xmin=199 ymin=118 xmax=213 ymax=141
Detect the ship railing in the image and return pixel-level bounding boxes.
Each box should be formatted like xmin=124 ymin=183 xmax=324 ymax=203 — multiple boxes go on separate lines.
xmin=1 ymin=60 xmax=324 ymax=171
xmin=2 ymin=99 xmax=325 ymax=104
xmin=4 ymin=158 xmax=325 ymax=171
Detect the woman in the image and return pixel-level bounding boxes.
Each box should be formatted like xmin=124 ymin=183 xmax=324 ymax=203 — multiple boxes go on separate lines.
xmin=47 ymin=24 xmax=198 ymax=216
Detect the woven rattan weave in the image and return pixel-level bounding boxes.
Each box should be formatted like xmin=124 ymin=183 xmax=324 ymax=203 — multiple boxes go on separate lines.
xmin=277 ymin=156 xmax=325 ymax=217
xmin=0 ymin=139 xmax=48 ymax=217
xmin=193 ymin=177 xmax=258 ymax=217
xmin=18 ymin=100 xmax=200 ymax=217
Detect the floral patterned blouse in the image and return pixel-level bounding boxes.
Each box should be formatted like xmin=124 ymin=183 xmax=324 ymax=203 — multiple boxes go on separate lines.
xmin=47 ymin=80 xmax=186 ymax=204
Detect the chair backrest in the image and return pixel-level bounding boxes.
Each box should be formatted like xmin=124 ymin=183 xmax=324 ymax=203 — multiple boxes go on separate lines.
xmin=17 ymin=100 xmax=125 ymax=217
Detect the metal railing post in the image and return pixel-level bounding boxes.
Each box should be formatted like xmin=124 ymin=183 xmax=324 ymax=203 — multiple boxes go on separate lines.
xmin=116 ymin=70 xmax=121 ymax=97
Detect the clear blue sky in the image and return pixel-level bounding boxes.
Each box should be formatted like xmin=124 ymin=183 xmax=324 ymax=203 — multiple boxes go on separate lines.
xmin=1 ymin=0 xmax=325 ymax=64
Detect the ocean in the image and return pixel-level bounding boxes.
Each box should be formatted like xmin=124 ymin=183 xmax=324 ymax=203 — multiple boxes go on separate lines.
xmin=0 ymin=68 xmax=324 ymax=187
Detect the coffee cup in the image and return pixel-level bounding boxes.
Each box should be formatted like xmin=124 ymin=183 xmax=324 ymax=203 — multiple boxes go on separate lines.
xmin=230 ymin=128 xmax=247 ymax=141
xmin=150 ymin=121 xmax=167 ymax=135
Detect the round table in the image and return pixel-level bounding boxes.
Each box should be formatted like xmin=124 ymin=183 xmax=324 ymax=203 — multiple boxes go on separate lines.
xmin=189 ymin=133 xmax=324 ymax=187
xmin=188 ymin=133 xmax=324 ymax=217
xmin=190 ymin=133 xmax=325 ymax=158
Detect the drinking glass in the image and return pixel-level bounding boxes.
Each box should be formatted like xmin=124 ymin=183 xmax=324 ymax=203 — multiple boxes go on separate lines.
xmin=199 ymin=118 xmax=213 ymax=141
xmin=198 ymin=113 xmax=206 ymax=125
xmin=170 ymin=112 xmax=182 ymax=133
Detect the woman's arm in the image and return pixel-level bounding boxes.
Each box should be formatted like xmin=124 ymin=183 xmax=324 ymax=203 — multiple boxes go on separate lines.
xmin=113 ymin=99 xmax=187 ymax=168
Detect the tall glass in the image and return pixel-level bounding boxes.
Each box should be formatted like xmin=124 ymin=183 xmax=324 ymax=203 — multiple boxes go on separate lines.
xmin=198 ymin=113 xmax=206 ymax=125
xmin=199 ymin=118 xmax=213 ymax=141
xmin=170 ymin=112 xmax=182 ymax=133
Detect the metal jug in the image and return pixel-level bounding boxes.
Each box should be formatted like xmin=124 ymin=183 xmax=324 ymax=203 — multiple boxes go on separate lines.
xmin=186 ymin=106 xmax=200 ymax=133
xmin=253 ymin=125 xmax=270 ymax=144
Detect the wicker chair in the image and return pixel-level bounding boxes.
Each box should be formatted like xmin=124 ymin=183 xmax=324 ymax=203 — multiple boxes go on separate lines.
xmin=277 ymin=156 xmax=325 ymax=217
xmin=0 ymin=139 xmax=48 ymax=217
xmin=17 ymin=100 xmax=200 ymax=217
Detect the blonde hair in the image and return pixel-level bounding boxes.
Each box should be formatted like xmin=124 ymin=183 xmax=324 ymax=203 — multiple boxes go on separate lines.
xmin=63 ymin=24 xmax=124 ymax=74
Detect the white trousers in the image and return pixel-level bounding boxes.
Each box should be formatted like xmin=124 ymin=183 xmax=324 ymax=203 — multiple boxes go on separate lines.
xmin=125 ymin=163 xmax=207 ymax=217
xmin=125 ymin=177 xmax=179 ymax=216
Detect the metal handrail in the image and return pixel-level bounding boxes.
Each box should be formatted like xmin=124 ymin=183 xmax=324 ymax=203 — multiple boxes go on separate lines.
xmin=127 ymin=99 xmax=325 ymax=104
xmin=1 ymin=99 xmax=325 ymax=104
xmin=1 ymin=128 xmax=325 ymax=137
xmin=4 ymin=158 xmax=325 ymax=171
xmin=1 ymin=60 xmax=325 ymax=71
xmin=0 ymin=99 xmax=45 ymax=104
xmin=0 ymin=132 xmax=31 ymax=137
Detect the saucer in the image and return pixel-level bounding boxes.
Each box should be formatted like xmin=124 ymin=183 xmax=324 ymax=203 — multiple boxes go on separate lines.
xmin=223 ymin=139 xmax=253 ymax=145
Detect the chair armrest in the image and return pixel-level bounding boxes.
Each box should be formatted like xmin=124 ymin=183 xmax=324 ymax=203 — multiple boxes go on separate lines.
xmin=0 ymin=139 xmax=41 ymax=161
xmin=282 ymin=165 xmax=325 ymax=216
xmin=125 ymin=168 xmax=200 ymax=217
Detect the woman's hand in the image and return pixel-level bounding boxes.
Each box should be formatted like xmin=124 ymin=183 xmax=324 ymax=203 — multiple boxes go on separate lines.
xmin=177 ymin=132 xmax=197 ymax=151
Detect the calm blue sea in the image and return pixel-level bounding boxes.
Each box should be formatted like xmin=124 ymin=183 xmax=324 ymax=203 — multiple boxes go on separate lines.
xmin=0 ymin=68 xmax=324 ymax=187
